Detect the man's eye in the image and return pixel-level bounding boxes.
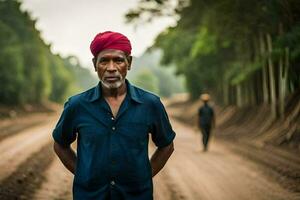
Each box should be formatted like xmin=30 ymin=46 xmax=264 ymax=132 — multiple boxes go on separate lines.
xmin=115 ymin=58 xmax=125 ymax=63
xmin=99 ymin=59 xmax=108 ymax=64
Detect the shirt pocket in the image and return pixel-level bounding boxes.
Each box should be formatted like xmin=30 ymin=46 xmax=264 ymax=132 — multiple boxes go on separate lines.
xmin=78 ymin=125 xmax=108 ymax=147
xmin=118 ymin=122 xmax=149 ymax=150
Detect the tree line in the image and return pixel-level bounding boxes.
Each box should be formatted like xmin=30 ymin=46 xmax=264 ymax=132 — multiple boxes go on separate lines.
xmin=126 ymin=0 xmax=300 ymax=120
xmin=0 ymin=0 xmax=97 ymax=105
xmin=128 ymin=50 xmax=185 ymax=97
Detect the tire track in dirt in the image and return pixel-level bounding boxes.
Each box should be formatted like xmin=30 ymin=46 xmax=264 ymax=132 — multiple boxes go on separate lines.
xmin=0 ymin=112 xmax=73 ymax=200
xmin=32 ymin=156 xmax=73 ymax=200
xmin=0 ymin=120 xmax=56 ymax=182
xmin=0 ymin=114 xmax=60 ymax=200
xmin=0 ymin=142 xmax=55 ymax=200
xmin=0 ymin=119 xmax=47 ymax=143
xmin=0 ymin=113 xmax=56 ymax=142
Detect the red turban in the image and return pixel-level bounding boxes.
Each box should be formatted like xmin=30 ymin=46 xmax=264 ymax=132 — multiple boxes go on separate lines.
xmin=90 ymin=31 xmax=132 ymax=57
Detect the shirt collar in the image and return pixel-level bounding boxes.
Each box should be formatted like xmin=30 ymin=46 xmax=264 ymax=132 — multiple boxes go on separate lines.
xmin=89 ymin=79 xmax=143 ymax=104
xmin=126 ymin=79 xmax=143 ymax=104
xmin=89 ymin=82 xmax=101 ymax=102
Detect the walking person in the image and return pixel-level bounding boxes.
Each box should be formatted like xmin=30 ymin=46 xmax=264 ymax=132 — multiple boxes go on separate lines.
xmin=52 ymin=31 xmax=175 ymax=200
xmin=198 ymin=93 xmax=215 ymax=152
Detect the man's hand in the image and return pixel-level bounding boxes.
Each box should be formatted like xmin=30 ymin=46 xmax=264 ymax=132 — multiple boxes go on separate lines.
xmin=53 ymin=142 xmax=77 ymax=174
xmin=150 ymin=142 xmax=174 ymax=177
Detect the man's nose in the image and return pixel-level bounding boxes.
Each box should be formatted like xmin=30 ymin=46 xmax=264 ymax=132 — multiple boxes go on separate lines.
xmin=107 ymin=60 xmax=117 ymax=71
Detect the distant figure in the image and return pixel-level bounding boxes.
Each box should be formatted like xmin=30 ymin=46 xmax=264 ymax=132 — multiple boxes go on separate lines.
xmin=198 ymin=93 xmax=215 ymax=151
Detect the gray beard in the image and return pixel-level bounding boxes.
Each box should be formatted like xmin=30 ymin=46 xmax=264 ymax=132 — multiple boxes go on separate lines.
xmin=100 ymin=75 xmax=125 ymax=89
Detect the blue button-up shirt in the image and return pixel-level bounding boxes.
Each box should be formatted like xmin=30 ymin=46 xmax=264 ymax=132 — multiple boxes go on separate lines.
xmin=52 ymin=80 xmax=176 ymax=200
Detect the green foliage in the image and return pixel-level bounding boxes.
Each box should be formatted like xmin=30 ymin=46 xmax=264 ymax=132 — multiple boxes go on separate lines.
xmin=227 ymin=61 xmax=261 ymax=85
xmin=0 ymin=0 xmax=97 ymax=105
xmin=125 ymin=0 xmax=182 ymax=24
xmin=128 ymin=50 xmax=185 ymax=97
xmin=127 ymin=0 xmax=300 ymax=102
xmin=154 ymin=27 xmax=196 ymax=74
xmin=63 ymin=56 xmax=98 ymax=91
xmin=152 ymin=67 xmax=183 ymax=97
xmin=276 ymin=25 xmax=300 ymax=60
xmin=47 ymin=54 xmax=72 ymax=103
xmin=191 ymin=27 xmax=217 ymax=58
xmin=0 ymin=21 xmax=24 ymax=104
xmin=132 ymin=69 xmax=159 ymax=94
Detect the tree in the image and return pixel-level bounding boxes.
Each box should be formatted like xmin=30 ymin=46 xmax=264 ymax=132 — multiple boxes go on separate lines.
xmin=0 ymin=21 xmax=24 ymax=104
xmin=132 ymin=69 xmax=159 ymax=94
xmin=126 ymin=0 xmax=300 ymax=120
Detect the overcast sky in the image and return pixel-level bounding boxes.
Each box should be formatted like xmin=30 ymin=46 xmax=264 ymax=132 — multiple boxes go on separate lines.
xmin=20 ymin=0 xmax=175 ymax=66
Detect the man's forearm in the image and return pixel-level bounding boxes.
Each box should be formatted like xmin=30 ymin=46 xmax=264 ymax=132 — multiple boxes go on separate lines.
xmin=150 ymin=142 xmax=174 ymax=177
xmin=53 ymin=142 xmax=77 ymax=174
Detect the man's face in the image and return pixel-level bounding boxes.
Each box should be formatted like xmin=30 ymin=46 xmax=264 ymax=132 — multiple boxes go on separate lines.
xmin=94 ymin=49 xmax=132 ymax=89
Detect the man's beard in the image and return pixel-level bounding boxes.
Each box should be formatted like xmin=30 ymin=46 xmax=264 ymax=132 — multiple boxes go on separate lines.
xmin=100 ymin=73 xmax=125 ymax=89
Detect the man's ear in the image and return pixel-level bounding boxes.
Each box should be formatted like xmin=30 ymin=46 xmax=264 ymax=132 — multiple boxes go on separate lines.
xmin=127 ymin=56 xmax=132 ymax=70
xmin=92 ymin=57 xmax=97 ymax=71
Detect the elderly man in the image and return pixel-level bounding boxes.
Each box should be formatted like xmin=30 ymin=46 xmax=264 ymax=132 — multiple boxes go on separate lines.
xmin=52 ymin=31 xmax=175 ymax=200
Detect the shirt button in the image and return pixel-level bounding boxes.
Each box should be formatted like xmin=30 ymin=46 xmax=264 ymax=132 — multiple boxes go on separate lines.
xmin=111 ymin=117 xmax=115 ymax=120
xmin=112 ymin=126 xmax=116 ymax=131
xmin=111 ymin=180 xmax=115 ymax=185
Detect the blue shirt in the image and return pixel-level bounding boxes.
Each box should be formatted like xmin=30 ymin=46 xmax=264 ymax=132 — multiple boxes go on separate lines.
xmin=52 ymin=80 xmax=176 ymax=200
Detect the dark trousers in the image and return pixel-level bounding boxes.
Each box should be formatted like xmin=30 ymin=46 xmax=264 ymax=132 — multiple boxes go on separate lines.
xmin=200 ymin=124 xmax=211 ymax=150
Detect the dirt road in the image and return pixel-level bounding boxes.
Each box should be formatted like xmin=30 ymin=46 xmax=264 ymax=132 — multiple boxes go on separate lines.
xmin=0 ymin=112 xmax=299 ymax=200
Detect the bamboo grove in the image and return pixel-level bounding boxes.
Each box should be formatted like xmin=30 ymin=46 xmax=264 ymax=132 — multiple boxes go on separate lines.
xmin=127 ymin=0 xmax=300 ymax=120
xmin=0 ymin=1 xmax=97 ymax=105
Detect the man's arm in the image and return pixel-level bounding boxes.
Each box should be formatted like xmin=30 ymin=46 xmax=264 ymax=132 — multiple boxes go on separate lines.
xmin=150 ymin=142 xmax=174 ymax=177
xmin=53 ymin=142 xmax=77 ymax=174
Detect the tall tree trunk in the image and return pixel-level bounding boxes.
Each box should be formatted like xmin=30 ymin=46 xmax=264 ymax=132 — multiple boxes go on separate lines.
xmin=279 ymin=47 xmax=290 ymax=118
xmin=255 ymin=71 xmax=262 ymax=105
xmin=236 ymin=84 xmax=242 ymax=107
xmin=266 ymin=33 xmax=277 ymax=120
xmin=253 ymin=36 xmax=262 ymax=105
xmin=279 ymin=54 xmax=284 ymax=117
xmin=230 ymin=85 xmax=236 ymax=105
xmin=278 ymin=23 xmax=285 ymax=118
xmin=284 ymin=47 xmax=289 ymax=96
xmin=246 ymin=80 xmax=251 ymax=106
xmin=251 ymin=75 xmax=256 ymax=105
xmin=259 ymin=32 xmax=269 ymax=104
xmin=223 ymin=80 xmax=229 ymax=106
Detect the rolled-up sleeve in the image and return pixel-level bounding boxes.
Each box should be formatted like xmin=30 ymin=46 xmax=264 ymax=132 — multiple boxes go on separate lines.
xmin=150 ymin=98 xmax=176 ymax=148
xmin=52 ymin=99 xmax=77 ymax=147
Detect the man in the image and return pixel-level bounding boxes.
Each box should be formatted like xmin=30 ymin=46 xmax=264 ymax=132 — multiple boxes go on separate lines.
xmin=52 ymin=31 xmax=175 ymax=200
xmin=197 ymin=93 xmax=215 ymax=152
